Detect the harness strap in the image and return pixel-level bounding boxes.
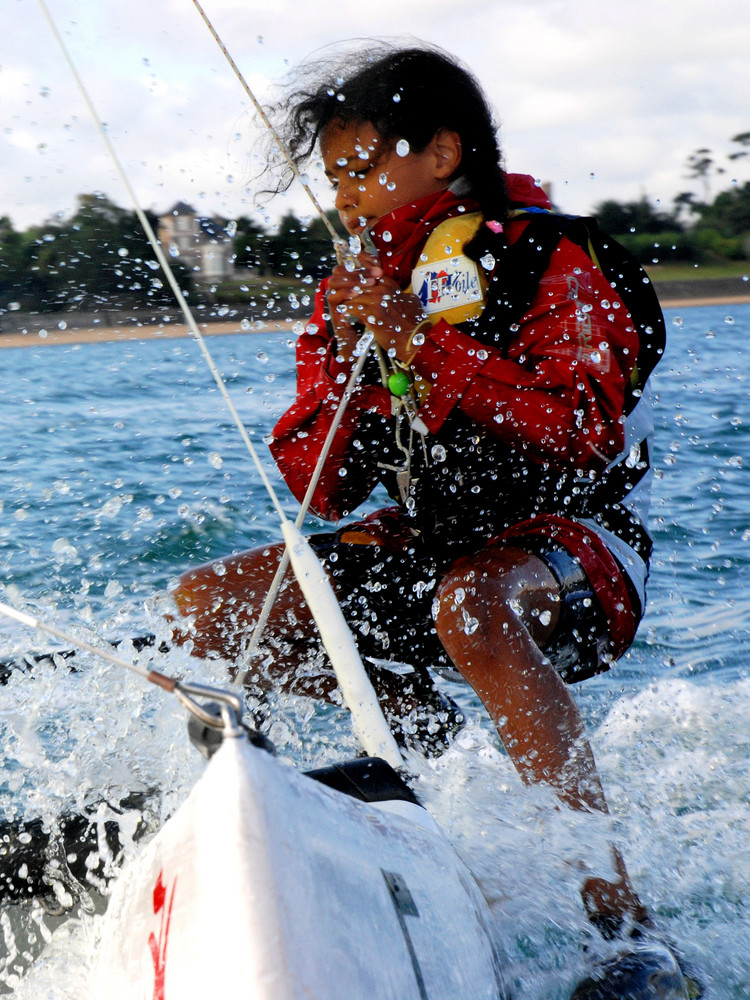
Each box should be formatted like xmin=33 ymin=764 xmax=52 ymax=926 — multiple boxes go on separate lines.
xmin=469 ymin=213 xmax=665 ymax=414
xmin=460 ymin=214 xmax=660 ymax=544
xmin=565 ymin=439 xmax=653 ymax=559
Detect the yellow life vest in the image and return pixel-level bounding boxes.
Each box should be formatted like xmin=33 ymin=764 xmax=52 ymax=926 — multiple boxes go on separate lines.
xmin=406 ymin=211 xmax=488 ymax=327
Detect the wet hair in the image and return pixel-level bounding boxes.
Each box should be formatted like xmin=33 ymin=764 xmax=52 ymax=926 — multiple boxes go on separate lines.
xmin=270 ymin=41 xmax=508 ymax=234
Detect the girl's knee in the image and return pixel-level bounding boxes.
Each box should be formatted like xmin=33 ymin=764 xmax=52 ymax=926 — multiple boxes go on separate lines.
xmin=434 ymin=561 xmax=514 ymax=644
xmin=434 ymin=545 xmax=561 ymax=645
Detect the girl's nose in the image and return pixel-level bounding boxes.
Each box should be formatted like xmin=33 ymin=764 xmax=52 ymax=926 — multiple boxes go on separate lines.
xmin=335 ymin=174 xmax=358 ymax=212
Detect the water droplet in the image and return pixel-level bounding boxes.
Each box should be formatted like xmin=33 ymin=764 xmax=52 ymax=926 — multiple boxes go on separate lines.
xmin=462 ymin=612 xmax=479 ymax=635
xmin=209 ymin=452 xmax=223 ymax=469
xmin=396 ymin=139 xmax=410 ymax=157
xmin=431 ymin=444 xmax=447 ymax=462
xmin=117 ymin=247 xmax=129 ymax=257
xmin=381 ymin=230 xmax=392 ymax=243
xmin=256 ymin=350 xmax=268 ymax=363
xmin=480 ymin=253 xmax=495 ymax=270
xmin=99 ymin=496 xmax=123 ymax=518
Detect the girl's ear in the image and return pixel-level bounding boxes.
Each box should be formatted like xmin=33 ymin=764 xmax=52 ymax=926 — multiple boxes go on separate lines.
xmin=432 ymin=129 xmax=463 ymax=179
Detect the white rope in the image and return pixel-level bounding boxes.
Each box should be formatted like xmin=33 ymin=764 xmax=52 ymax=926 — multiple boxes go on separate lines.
xmin=0 ymin=601 xmax=156 ymax=684
xmin=36 ymin=0 xmax=291 ymax=526
xmin=31 ymin=0 xmax=401 ymax=763
xmin=241 ymin=333 xmax=373 ymax=665
xmin=189 ymin=0 xmax=343 ymax=248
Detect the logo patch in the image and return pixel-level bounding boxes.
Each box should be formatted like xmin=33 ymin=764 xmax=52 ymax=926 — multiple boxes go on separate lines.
xmin=412 ymin=255 xmax=483 ymax=316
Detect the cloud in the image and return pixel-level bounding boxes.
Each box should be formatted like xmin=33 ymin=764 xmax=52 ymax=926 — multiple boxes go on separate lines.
xmin=2 ymin=0 xmax=749 ymax=231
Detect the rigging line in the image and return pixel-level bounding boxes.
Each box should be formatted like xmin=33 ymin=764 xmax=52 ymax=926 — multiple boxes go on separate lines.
xmin=188 ymin=0 xmax=393 ymax=496
xmin=239 ymin=332 xmax=374 ymax=674
xmin=0 ymin=601 xmax=175 ymax=693
xmin=188 ymin=1 xmax=385 ymax=667
xmin=0 ymin=602 xmax=244 ymax=731
xmin=189 ymin=0 xmax=341 ymax=247
xmin=36 ymin=0 xmax=289 ymax=527
xmin=36 ymin=1 xmax=400 ymax=762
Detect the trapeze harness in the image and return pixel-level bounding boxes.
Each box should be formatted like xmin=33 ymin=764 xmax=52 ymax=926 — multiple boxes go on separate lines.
xmin=368 ymin=207 xmax=666 ymax=618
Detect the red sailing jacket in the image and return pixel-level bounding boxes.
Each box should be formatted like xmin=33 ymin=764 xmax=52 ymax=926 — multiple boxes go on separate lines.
xmin=270 ymin=175 xmax=643 ymax=653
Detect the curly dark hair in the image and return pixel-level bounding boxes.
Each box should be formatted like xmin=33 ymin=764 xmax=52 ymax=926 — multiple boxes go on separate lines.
xmin=267 ymin=41 xmax=508 ymax=234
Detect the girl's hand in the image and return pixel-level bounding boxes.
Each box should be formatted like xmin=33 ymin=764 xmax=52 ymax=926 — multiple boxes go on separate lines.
xmin=326 ymin=253 xmax=426 ymax=363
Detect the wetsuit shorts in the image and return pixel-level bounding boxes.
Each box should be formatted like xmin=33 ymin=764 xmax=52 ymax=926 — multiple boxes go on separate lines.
xmin=308 ymin=525 xmax=626 ymax=686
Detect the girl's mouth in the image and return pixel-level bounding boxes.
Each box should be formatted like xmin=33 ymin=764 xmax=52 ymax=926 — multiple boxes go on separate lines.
xmin=343 ymin=214 xmax=370 ymax=235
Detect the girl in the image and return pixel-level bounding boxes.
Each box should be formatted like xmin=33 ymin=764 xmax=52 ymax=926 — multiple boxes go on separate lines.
xmin=173 ymin=43 xmax=659 ymax=940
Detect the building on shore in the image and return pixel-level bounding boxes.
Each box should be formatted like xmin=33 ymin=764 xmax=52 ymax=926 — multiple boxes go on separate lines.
xmin=157 ymin=201 xmax=234 ymax=283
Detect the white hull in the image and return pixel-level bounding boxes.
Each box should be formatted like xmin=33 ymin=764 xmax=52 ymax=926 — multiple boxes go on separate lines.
xmin=93 ymin=735 xmax=506 ymax=999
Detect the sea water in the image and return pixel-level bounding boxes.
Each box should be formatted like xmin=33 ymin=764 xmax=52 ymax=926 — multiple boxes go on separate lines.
xmin=1 ymin=305 xmax=749 ymax=997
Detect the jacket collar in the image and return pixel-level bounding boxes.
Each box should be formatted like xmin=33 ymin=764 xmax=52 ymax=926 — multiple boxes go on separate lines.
xmin=366 ymin=172 xmax=551 ymax=285
xmin=369 ymin=187 xmax=480 ymax=285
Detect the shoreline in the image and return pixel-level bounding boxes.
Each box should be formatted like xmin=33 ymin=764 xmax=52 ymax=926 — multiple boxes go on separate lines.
xmin=0 ymin=318 xmax=296 ymax=349
xmin=658 ymin=293 xmax=750 ymax=309
xmin=1 ymin=296 xmax=748 ymax=349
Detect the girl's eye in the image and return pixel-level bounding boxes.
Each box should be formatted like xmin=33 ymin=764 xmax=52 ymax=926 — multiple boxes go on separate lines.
xmin=350 ymin=165 xmax=372 ymax=181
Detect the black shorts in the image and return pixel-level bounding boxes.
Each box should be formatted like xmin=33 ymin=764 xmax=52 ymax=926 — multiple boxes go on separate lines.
xmin=308 ymin=527 xmax=613 ymax=686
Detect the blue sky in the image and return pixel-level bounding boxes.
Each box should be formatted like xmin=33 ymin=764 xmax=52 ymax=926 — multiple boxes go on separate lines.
xmin=2 ymin=0 xmax=749 ymax=232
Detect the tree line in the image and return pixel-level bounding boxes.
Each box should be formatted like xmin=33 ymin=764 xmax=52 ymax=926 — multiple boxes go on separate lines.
xmin=0 ymin=193 xmax=340 ymax=316
xmin=1 ymin=133 xmax=748 ymax=316
xmin=592 ymin=133 xmax=750 ymax=264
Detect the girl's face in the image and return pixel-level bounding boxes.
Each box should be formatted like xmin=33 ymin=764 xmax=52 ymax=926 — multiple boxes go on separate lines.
xmin=321 ymin=119 xmax=451 ymax=236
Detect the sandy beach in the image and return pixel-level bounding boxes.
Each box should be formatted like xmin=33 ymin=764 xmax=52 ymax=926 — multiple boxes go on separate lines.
xmin=657 ymin=293 xmax=750 ymax=310
xmin=0 ymin=318 xmax=297 ymax=349
xmin=1 ymin=295 xmax=749 ymax=349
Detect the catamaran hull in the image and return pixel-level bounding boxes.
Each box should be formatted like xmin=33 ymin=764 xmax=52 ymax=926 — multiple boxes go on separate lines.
xmin=93 ymin=736 xmax=507 ymax=998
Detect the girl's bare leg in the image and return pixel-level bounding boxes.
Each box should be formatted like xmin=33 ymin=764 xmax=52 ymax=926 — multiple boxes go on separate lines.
xmin=170 ymin=543 xmax=336 ymax=698
xmin=433 ymin=543 xmax=648 ymax=926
